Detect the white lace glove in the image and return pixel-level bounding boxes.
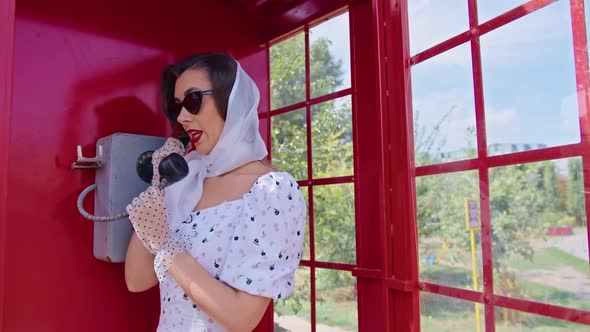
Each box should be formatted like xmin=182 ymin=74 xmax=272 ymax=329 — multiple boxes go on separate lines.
xmin=150 ymin=137 xmax=187 ymax=187
xmin=125 ymin=138 xmax=194 ymax=281
xmin=126 ymin=138 xmax=186 ymax=253
xmin=126 ymin=186 xmax=170 ymax=254
xmin=126 ymin=185 xmax=194 ymax=282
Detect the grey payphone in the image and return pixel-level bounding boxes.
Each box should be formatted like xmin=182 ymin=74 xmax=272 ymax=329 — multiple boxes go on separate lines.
xmin=75 ymin=133 xmax=166 ymax=263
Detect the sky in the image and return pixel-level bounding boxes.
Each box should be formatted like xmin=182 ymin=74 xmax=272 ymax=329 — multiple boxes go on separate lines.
xmin=309 ymin=12 xmax=352 ymax=95
xmin=274 ymin=1 xmax=585 ymax=173
xmin=408 ymin=0 xmax=583 ymax=164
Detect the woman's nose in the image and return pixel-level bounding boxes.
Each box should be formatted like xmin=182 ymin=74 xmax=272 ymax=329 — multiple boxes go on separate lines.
xmin=176 ymin=107 xmax=192 ymax=123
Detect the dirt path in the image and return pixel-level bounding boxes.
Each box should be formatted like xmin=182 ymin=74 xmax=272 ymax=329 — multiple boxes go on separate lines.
xmin=274 ymin=315 xmax=353 ymax=332
xmin=551 ymin=233 xmax=589 ymax=260
xmin=517 ymin=266 xmax=590 ymax=301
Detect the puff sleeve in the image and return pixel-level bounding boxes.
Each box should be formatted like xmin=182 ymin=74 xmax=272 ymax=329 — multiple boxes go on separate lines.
xmin=219 ymin=172 xmax=307 ymax=300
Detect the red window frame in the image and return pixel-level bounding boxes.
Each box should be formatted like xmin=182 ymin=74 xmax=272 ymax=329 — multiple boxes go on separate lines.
xmin=387 ymin=0 xmax=590 ymax=330
xmin=261 ymin=8 xmax=358 ymax=331
xmin=256 ymin=0 xmax=590 ymax=330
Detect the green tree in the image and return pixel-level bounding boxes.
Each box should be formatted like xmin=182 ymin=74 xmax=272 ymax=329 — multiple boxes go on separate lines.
xmin=270 ymin=34 xmax=356 ymax=317
xmin=414 ymin=115 xmax=566 ymax=296
xmin=542 ymin=161 xmax=560 ymax=211
xmin=567 ymin=158 xmax=586 ymax=225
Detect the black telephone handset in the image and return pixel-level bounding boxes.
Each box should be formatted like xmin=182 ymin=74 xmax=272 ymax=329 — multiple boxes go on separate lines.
xmin=158 ymin=153 xmax=189 ymax=187
xmin=136 ymin=151 xmax=189 ymax=187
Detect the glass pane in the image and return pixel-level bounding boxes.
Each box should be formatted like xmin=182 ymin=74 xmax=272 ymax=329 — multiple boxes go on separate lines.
xmin=408 ymin=0 xmax=469 ymax=55
xmin=489 ymin=158 xmax=589 ymax=311
xmin=259 ymin=116 xmax=269 ymax=147
xmin=417 ymin=171 xmax=483 ymax=291
xmin=274 ymin=266 xmax=311 ymax=332
xmin=314 ymin=183 xmax=356 ymax=264
xmin=495 ymin=309 xmax=589 ymax=331
xmin=478 ymin=0 xmax=528 ymax=24
xmin=316 ymin=269 xmax=358 ymax=331
xmin=302 ymin=187 xmax=311 ymax=261
xmin=412 ymin=42 xmax=476 ymax=166
xmin=420 ymin=292 xmax=484 ymax=332
xmin=480 ymin=1 xmax=580 ymax=155
xmin=312 ymin=96 xmax=353 ymax=178
xmin=310 ymin=12 xmax=351 ymax=98
xmin=271 ymin=33 xmax=306 ymax=110
xmin=271 ymin=108 xmax=308 ymax=181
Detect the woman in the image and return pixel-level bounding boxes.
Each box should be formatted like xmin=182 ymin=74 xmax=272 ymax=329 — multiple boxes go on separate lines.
xmin=124 ymin=53 xmax=307 ymax=332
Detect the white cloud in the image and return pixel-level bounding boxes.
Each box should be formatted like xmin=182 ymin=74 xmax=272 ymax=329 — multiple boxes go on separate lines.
xmin=408 ymin=0 xmax=469 ymax=55
xmin=408 ymin=0 xmax=572 ymax=67
xmin=413 ymin=88 xmax=476 ymax=151
xmin=413 ymin=88 xmax=524 ymax=150
xmin=486 ymin=106 xmax=519 ymax=128
xmin=480 ymin=1 xmax=571 ymax=67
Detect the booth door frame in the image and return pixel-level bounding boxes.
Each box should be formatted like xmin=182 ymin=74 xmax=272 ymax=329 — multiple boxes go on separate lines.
xmin=380 ymin=0 xmax=590 ymax=331
xmin=0 ymin=0 xmax=16 ymax=328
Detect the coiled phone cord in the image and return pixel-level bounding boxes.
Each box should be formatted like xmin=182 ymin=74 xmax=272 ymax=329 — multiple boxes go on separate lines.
xmin=77 ymin=184 xmax=129 ymax=222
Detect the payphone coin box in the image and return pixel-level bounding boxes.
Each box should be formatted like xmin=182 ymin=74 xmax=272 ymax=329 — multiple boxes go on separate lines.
xmin=93 ymin=133 xmax=166 ymax=263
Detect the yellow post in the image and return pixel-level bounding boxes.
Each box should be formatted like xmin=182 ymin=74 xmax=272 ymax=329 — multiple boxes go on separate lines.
xmin=465 ymin=199 xmax=481 ymax=332
xmin=470 ymin=228 xmax=481 ymax=332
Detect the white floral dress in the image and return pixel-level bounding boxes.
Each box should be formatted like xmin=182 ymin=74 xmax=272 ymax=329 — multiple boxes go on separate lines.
xmin=156 ymin=172 xmax=307 ymax=332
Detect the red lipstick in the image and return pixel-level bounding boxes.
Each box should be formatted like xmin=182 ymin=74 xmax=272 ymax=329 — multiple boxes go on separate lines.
xmin=187 ymin=129 xmax=203 ymax=146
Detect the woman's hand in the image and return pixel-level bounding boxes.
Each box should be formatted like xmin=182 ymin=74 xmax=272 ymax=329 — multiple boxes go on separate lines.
xmin=150 ymin=137 xmax=186 ymax=186
xmin=125 ymin=185 xmax=171 ymax=254
xmin=125 ymin=137 xmax=185 ymax=254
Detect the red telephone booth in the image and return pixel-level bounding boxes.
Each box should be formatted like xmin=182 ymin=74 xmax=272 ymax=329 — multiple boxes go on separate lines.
xmin=1 ymin=0 xmax=589 ymax=331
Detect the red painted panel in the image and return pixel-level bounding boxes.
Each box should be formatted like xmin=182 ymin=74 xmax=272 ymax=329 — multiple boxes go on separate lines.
xmin=1 ymin=1 xmax=265 ymax=331
xmin=260 ymin=0 xmax=355 ymax=43
xmin=15 ymin=0 xmax=259 ymax=56
xmin=384 ymin=0 xmax=422 ymax=330
xmin=0 ymin=0 xmax=16 ymax=328
xmin=349 ymin=0 xmax=390 ymax=331
xmin=6 ymin=16 xmax=170 ymax=332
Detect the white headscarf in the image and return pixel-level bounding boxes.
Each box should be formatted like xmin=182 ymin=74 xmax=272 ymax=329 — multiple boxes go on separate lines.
xmin=163 ymin=61 xmax=268 ymax=228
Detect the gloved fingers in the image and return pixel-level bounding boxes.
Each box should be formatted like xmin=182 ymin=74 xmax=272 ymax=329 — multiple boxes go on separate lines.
xmin=161 ymin=137 xmax=186 ymax=156
xmin=151 ymin=138 xmax=185 ymax=185
xmin=152 ymin=138 xmax=186 ymax=162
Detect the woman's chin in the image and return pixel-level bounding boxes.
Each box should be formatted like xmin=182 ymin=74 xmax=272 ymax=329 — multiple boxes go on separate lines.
xmin=195 ymin=143 xmax=213 ymax=156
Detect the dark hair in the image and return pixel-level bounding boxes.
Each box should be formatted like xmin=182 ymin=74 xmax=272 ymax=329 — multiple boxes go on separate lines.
xmin=161 ymin=53 xmax=237 ymax=145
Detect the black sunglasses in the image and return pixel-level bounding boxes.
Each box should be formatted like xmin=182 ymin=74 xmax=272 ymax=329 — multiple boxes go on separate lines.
xmin=171 ymin=89 xmax=215 ymax=116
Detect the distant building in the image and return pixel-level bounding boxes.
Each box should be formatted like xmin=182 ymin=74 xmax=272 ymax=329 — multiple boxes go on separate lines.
xmin=438 ymin=143 xmax=548 ymax=161
xmin=487 ymin=143 xmax=548 ymax=155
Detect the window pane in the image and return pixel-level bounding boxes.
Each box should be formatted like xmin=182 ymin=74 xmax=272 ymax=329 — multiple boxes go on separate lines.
xmin=310 ymin=12 xmax=351 ymax=98
xmin=316 ymin=269 xmax=357 ymax=331
xmin=302 ymin=187 xmax=311 ymax=261
xmin=480 ymin=1 xmax=580 ymax=155
xmin=417 ymin=171 xmax=483 ymax=291
xmin=271 ymin=33 xmax=306 ymax=110
xmin=478 ymin=0 xmax=529 ymax=24
xmin=259 ymin=117 xmax=269 ymax=148
xmin=495 ymin=309 xmax=589 ymax=331
xmin=420 ymin=292 xmax=484 ymax=332
xmin=489 ymin=158 xmax=589 ymax=311
xmin=312 ymin=96 xmax=353 ymax=178
xmin=314 ymin=183 xmax=356 ymax=264
xmin=412 ymin=42 xmax=476 ymax=166
xmin=271 ymin=108 xmax=308 ymax=181
xmin=408 ymin=0 xmax=469 ymax=55
xmin=274 ymin=266 xmax=311 ymax=331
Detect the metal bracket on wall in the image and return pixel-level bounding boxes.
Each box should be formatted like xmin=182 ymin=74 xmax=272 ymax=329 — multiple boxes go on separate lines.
xmin=72 ymin=145 xmax=103 ymax=169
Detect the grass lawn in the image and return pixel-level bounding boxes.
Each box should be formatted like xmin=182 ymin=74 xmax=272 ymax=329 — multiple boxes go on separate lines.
xmin=275 ymin=244 xmax=588 ymax=331
xmin=509 ymin=247 xmax=589 ymax=275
